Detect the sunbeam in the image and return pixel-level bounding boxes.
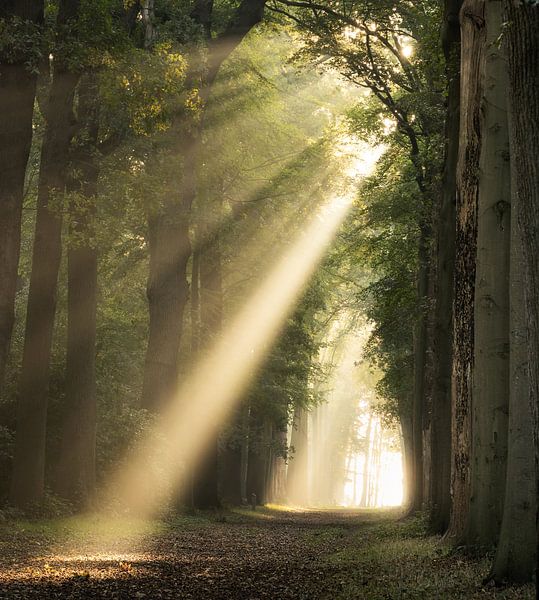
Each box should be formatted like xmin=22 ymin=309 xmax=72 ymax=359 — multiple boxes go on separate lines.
xmin=104 ymin=193 xmax=354 ymax=518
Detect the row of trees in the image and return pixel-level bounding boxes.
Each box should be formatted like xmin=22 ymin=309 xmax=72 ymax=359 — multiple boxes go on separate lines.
xmin=0 ymin=0 xmax=364 ymax=515
xmin=1 ymin=0 xmax=538 ymax=587
xmin=280 ymin=0 xmax=538 ymax=584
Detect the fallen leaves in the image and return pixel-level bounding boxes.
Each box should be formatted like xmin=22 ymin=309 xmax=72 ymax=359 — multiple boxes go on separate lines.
xmin=0 ymin=508 xmax=534 ymax=599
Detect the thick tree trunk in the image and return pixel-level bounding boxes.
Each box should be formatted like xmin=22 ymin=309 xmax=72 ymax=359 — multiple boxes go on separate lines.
xmin=190 ymin=242 xmax=200 ymax=355
xmin=247 ymin=448 xmax=266 ymax=505
xmin=491 ymin=177 xmax=536 ymax=582
xmin=446 ymin=0 xmax=484 ymax=542
xmin=500 ymin=0 xmax=539 ymax=588
xmin=54 ymin=74 xmax=99 ymax=506
xmin=219 ymin=442 xmax=242 ymax=505
xmin=429 ymin=0 xmax=461 ymax=535
xmin=10 ymin=0 xmax=81 ymax=505
xmin=271 ymin=426 xmax=287 ymax=503
xmin=466 ymin=0 xmax=510 ymax=547
xmin=0 ymin=1 xmax=44 ymax=393
xmin=141 ymin=172 xmax=193 ymax=413
xmin=247 ymin=413 xmax=269 ymax=506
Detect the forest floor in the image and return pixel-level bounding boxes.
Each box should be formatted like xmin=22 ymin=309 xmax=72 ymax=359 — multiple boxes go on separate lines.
xmin=0 ymin=506 xmax=534 ymax=599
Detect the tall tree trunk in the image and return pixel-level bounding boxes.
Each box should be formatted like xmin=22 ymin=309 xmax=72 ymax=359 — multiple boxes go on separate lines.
xmin=360 ymin=414 xmax=373 ymax=508
xmin=10 ymin=0 xmax=81 ymax=508
xmin=491 ymin=168 xmax=536 ymax=582
xmin=430 ymin=0 xmax=461 ymax=535
xmin=54 ymin=73 xmax=99 ymax=505
xmin=0 ymin=0 xmax=44 ymax=393
xmin=246 ymin=410 xmax=269 ymax=505
xmin=411 ymin=227 xmax=430 ymax=511
xmin=272 ymin=426 xmax=287 ymax=503
xmin=500 ymin=0 xmax=539 ymax=589
xmin=140 ymin=0 xmax=194 ymax=414
xmin=141 ymin=0 xmax=266 ymax=415
xmin=142 ymin=191 xmax=193 ymax=413
xmin=193 ymin=202 xmax=223 ymax=508
xmin=219 ymin=438 xmax=242 ymax=505
xmin=287 ymin=405 xmax=309 ymax=506
xmin=466 ymin=0 xmax=510 ymax=547
xmin=190 ymin=240 xmax=200 ymax=355
xmin=400 ymin=413 xmax=414 ymax=508
xmin=446 ymin=0 xmax=485 ymax=542
xmin=240 ymin=400 xmax=251 ymax=504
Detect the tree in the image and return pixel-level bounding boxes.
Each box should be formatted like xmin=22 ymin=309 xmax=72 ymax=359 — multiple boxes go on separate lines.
xmin=54 ymin=73 xmax=100 ymax=505
xmin=466 ymin=0 xmax=510 ymax=547
xmin=141 ymin=0 xmax=266 ymax=420
xmin=429 ymin=0 xmax=461 ymax=534
xmin=446 ymin=0 xmax=484 ymax=542
xmin=10 ymin=0 xmax=83 ymax=508
xmin=270 ymin=0 xmax=445 ymax=512
xmin=0 ymin=0 xmax=44 ymax=393
xmin=498 ymin=0 xmax=539 ymax=584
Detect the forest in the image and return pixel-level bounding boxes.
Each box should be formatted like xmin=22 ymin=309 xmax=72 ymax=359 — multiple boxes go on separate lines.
xmin=0 ymin=0 xmax=538 ymax=598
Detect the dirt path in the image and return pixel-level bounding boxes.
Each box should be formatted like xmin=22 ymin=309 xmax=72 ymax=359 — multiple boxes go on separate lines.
xmin=0 ymin=508 xmax=533 ymax=599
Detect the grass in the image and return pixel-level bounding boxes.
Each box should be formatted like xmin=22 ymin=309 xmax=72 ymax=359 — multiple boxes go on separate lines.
xmin=303 ymin=513 xmax=534 ymax=599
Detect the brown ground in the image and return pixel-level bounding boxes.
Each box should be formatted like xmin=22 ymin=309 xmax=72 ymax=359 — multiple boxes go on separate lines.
xmin=0 ymin=508 xmax=534 ymax=599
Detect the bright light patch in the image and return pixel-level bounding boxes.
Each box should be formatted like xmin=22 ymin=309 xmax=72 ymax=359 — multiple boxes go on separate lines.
xmin=401 ymin=45 xmax=414 ymax=58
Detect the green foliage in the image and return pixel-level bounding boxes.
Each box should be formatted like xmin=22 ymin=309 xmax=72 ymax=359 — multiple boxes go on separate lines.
xmin=0 ymin=16 xmax=45 ymax=69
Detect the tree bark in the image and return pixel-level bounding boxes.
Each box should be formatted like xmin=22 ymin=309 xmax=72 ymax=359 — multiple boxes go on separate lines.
xmin=54 ymin=73 xmax=99 ymax=506
xmin=466 ymin=0 xmax=510 ymax=547
xmin=491 ymin=169 xmax=536 ymax=582
xmin=446 ymin=0 xmax=485 ymax=543
xmin=10 ymin=0 xmax=81 ymax=508
xmin=500 ymin=0 xmax=539 ymax=588
xmin=141 ymin=186 xmax=193 ymax=413
xmin=400 ymin=410 xmax=414 ymax=510
xmin=0 ymin=0 xmax=44 ymax=393
xmin=429 ymin=0 xmax=461 ymax=535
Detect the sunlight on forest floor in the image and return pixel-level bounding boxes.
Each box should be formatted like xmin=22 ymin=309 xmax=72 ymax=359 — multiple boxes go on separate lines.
xmin=0 ymin=509 xmax=533 ymax=599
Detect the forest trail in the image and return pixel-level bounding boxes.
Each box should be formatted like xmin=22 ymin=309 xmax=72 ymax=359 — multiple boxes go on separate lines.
xmin=0 ymin=507 xmax=533 ymax=600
